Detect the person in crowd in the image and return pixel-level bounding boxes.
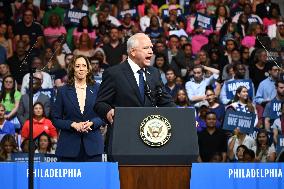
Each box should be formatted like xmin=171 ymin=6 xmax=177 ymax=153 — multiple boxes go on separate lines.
xmin=91 ymin=3 xmax=121 ymax=27
xmin=254 ymin=62 xmax=279 ymax=108
xmin=185 ymin=64 xmax=219 ymax=108
xmin=271 ymin=102 xmax=284 ymax=144
xmin=263 ymin=79 xmax=284 ymax=131
xmin=0 ymin=134 xmax=18 ymax=161
xmin=256 ymin=0 xmax=281 ymax=20
xmin=174 ymin=89 xmax=190 ymax=107
xmin=21 ymin=57 xmax=53 ymax=95
xmin=145 ymin=15 xmax=165 ymax=44
xmin=228 ymin=127 xmax=256 ymax=161
xmin=164 ymin=68 xmax=182 ymax=98
xmin=220 ymin=63 xmax=255 ymax=105
xmin=17 ymin=71 xmax=50 ymax=126
xmin=73 ymin=16 xmax=96 ymax=49
xmin=153 ymin=53 xmax=169 ymax=84
xmin=243 ymin=148 xmax=256 ymax=162
xmin=14 ymin=0 xmax=40 ymax=22
xmin=0 ymin=23 xmax=13 ymax=58
xmin=102 ymin=27 xmax=127 ymax=66
xmin=14 ymin=9 xmax=44 ymax=52
xmin=21 ymin=102 xmax=57 ymax=143
xmin=7 ymin=40 xmax=28 ymax=87
xmin=140 ymin=6 xmax=156 ymax=32
xmin=0 ymin=103 xmax=15 ymax=140
xmin=73 ymin=33 xmax=96 ymax=58
xmin=0 ymin=63 xmax=12 ymax=89
xmin=205 ymin=86 xmax=225 ymax=123
xmin=233 ymin=144 xmax=249 ymax=162
xmin=52 ymin=55 xmax=105 ymax=161
xmin=166 ymin=35 xmax=180 ymax=64
xmin=137 ymin=0 xmax=158 ymax=17
xmin=35 ymin=133 xmax=55 ymax=154
xmin=94 ymin=33 xmax=175 ymax=124
xmin=197 ymin=112 xmax=227 ymax=162
xmin=233 ymin=3 xmax=263 ymax=24
xmin=0 ymin=75 xmax=21 ymax=129
xmin=53 ymin=38 xmax=66 ymax=69
xmin=42 ymin=47 xmax=62 ymax=77
xmin=112 ymin=0 xmax=137 ymax=21
xmin=236 ymin=13 xmax=250 ymax=38
xmin=20 ymin=138 xmax=30 ymax=153
xmin=212 ymin=4 xmax=229 ymax=33
xmin=90 ymin=57 xmax=104 ymax=84
xmin=252 ymin=129 xmax=276 ymax=162
xmin=43 ymin=13 xmax=66 ymax=46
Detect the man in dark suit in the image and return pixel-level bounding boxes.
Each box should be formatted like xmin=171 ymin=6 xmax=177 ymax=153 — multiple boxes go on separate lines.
xmin=256 ymin=0 xmax=281 ymax=19
xmin=94 ymin=33 xmax=175 ymax=123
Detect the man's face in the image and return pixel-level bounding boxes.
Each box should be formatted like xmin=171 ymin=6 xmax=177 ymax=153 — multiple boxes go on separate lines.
xmin=184 ymin=45 xmax=192 ymax=56
xmin=277 ymin=83 xmax=284 ymax=97
xmin=23 ymin=10 xmax=34 ymax=24
xmin=226 ymin=40 xmax=235 ymax=51
xmin=131 ymin=34 xmax=153 ymax=67
xmin=0 ymin=106 xmax=5 ymax=119
xmin=236 ymin=65 xmax=246 ymax=78
xmin=166 ymin=70 xmax=176 ymax=82
xmin=193 ymin=68 xmax=203 ymax=82
xmin=110 ymin=28 xmax=119 ymax=41
xmin=0 ymin=64 xmax=9 ymax=76
xmin=231 ymin=50 xmax=241 ymax=62
xmin=169 ymin=37 xmax=179 ymax=49
xmin=205 ymin=114 xmax=217 ymax=128
xmin=269 ymin=66 xmax=279 ymax=80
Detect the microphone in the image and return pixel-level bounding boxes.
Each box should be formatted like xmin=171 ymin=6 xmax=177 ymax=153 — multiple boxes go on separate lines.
xmin=156 ymin=84 xmax=163 ymax=99
xmin=144 ymin=81 xmax=155 ymax=107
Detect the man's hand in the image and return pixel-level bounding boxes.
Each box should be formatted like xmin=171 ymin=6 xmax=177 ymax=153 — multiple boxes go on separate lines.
xmin=107 ymin=109 xmax=115 ymax=124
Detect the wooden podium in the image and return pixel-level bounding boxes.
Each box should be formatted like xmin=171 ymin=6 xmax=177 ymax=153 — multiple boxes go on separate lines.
xmin=119 ymin=165 xmax=192 ymax=189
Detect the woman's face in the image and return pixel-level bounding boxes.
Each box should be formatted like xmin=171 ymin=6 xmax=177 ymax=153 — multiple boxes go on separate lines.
xmin=3 ymin=77 xmax=14 ymax=90
xmin=39 ymin=135 xmax=49 ymax=150
xmin=0 ymin=24 xmax=7 ymax=35
xmin=206 ymin=90 xmax=216 ymax=103
xmin=33 ymin=104 xmax=44 ymax=117
xmin=45 ymin=48 xmax=53 ymax=59
xmin=236 ymin=146 xmax=246 ymax=161
xmin=218 ymin=6 xmax=226 ymax=17
xmin=258 ymin=133 xmax=268 ymax=145
xmin=151 ymin=16 xmax=159 ymax=26
xmin=74 ymin=57 xmax=89 ymax=80
xmin=198 ymin=52 xmax=207 ymax=62
xmin=50 ymin=15 xmax=58 ymax=27
xmin=259 ymin=51 xmax=268 ymax=63
xmin=177 ymin=90 xmax=187 ymax=103
xmin=3 ymin=141 xmax=13 ymax=153
xmin=155 ymin=57 xmax=165 ymax=68
xmin=82 ymin=17 xmax=89 ymax=28
xmin=237 ymin=88 xmax=249 ymax=101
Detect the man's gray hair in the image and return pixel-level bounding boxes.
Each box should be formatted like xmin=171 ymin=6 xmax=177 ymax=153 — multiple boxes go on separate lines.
xmin=127 ymin=33 xmax=146 ymax=54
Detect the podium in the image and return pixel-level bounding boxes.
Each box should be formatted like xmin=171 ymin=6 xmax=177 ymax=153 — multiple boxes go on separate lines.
xmin=108 ymin=107 xmax=198 ymax=189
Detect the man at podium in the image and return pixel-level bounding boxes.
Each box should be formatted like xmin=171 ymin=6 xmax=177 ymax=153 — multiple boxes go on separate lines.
xmin=94 ymin=33 xmax=175 ymax=123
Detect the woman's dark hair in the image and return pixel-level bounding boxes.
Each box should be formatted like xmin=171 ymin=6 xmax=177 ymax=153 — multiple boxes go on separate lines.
xmin=33 ymin=102 xmax=46 ymax=118
xmin=77 ymin=16 xmax=93 ymax=33
xmin=0 ymin=75 xmax=16 ymax=104
xmin=215 ymin=4 xmax=228 ymax=18
xmin=174 ymin=89 xmax=190 ymax=107
xmin=36 ymin=133 xmax=53 ymax=153
xmin=153 ymin=53 xmax=169 ymax=72
xmin=67 ymin=55 xmax=95 ymax=86
xmin=255 ymin=129 xmax=271 ymax=156
xmin=233 ymin=86 xmax=255 ymax=113
xmin=0 ymin=134 xmax=18 ymax=161
xmin=48 ymin=13 xmax=62 ymax=28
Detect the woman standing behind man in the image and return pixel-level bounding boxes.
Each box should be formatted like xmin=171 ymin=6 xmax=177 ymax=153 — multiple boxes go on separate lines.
xmin=52 ymin=55 xmax=105 ymax=162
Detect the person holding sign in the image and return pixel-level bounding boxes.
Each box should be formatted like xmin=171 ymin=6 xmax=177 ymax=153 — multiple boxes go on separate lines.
xmin=271 ymin=102 xmax=284 ymax=144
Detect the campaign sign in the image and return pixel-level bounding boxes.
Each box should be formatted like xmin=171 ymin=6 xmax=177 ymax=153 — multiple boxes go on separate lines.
xmin=1 ymin=162 xmax=120 ymax=189
xmin=191 ymin=163 xmax=284 ymax=189
xmin=46 ymin=0 xmax=69 ymax=5
xmin=11 ymin=153 xmax=58 ymax=162
xmin=223 ymin=110 xmax=255 ymax=134
xmin=277 ymin=135 xmax=284 ymax=153
xmin=225 ymin=79 xmax=254 ymax=100
xmin=194 ymin=13 xmax=212 ymax=30
xmin=65 ymin=9 xmax=88 ymax=26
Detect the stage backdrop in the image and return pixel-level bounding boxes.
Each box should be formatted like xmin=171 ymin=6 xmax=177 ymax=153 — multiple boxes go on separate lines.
xmin=1 ymin=162 xmax=120 ymax=189
xmin=191 ymin=163 xmax=284 ymax=189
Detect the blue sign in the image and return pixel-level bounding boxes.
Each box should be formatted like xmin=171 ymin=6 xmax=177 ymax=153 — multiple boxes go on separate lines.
xmin=223 ymin=110 xmax=256 ymax=134
xmin=266 ymin=98 xmax=283 ymax=120
xmin=277 ymin=135 xmax=284 ymax=153
xmin=64 ymin=9 xmax=89 ymax=26
xmin=225 ymin=79 xmax=254 ymax=100
xmin=46 ymin=0 xmax=69 ymax=5
xmin=194 ymin=13 xmax=212 ymax=30
xmin=191 ymin=163 xmax=284 ymax=189
xmin=1 ymin=162 xmax=120 ymax=189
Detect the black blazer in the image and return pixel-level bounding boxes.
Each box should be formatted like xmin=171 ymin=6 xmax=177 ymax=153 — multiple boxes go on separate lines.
xmin=94 ymin=61 xmax=175 ymax=120
xmin=52 ymin=84 xmax=105 ymax=157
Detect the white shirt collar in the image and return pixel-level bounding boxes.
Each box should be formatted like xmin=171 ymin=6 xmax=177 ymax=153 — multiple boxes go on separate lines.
xmin=128 ymin=57 xmax=141 ymax=74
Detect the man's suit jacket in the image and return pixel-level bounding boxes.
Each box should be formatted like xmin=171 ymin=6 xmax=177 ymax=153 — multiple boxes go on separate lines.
xmin=52 ymin=84 xmax=105 ymax=157
xmin=17 ymin=93 xmax=50 ymax=126
xmin=94 ymin=61 xmax=175 ymax=120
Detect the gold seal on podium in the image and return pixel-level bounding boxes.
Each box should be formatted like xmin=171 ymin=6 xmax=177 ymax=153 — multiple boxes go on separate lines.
xmin=140 ymin=115 xmax=171 ymax=147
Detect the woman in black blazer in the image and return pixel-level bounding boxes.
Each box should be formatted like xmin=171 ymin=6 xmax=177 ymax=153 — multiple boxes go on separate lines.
xmin=52 ymin=55 xmax=105 ymax=162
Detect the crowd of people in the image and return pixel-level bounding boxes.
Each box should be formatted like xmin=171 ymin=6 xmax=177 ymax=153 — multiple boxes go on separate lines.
xmin=0 ymin=0 xmax=284 ymax=162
